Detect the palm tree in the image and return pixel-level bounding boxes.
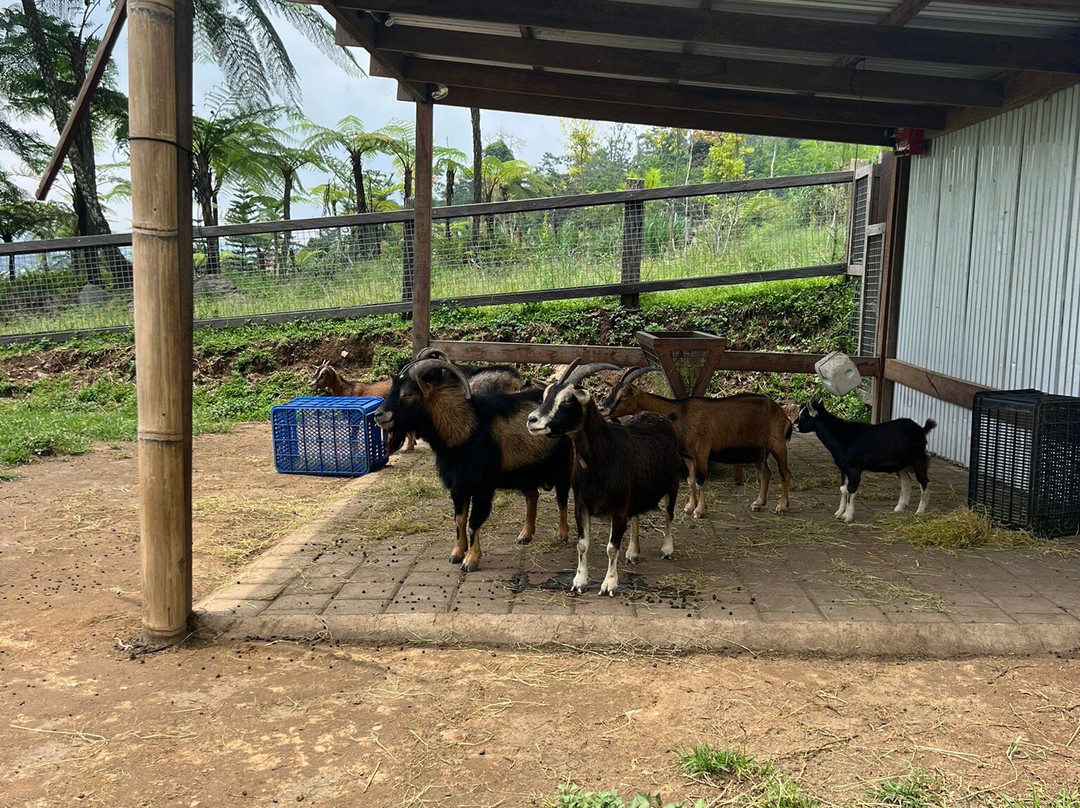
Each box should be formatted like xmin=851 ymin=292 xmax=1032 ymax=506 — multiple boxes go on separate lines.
xmin=192 ymin=0 xmax=360 ymax=105
xmin=302 ymin=116 xmax=386 ymax=215
xmin=191 ymin=97 xmax=278 ymax=274
xmin=0 ymin=173 xmax=73 ymax=279
xmin=303 ymin=117 xmax=390 ymax=258
xmin=255 ymin=127 xmax=323 ymax=273
xmin=3 ymin=2 xmax=131 ymax=288
xmin=470 ymin=107 xmax=482 ymax=248
xmin=434 ymin=147 xmax=468 ymax=239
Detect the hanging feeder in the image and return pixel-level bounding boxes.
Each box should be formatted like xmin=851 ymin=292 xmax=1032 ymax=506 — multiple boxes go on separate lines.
xmin=635 ymin=330 xmax=728 ymax=398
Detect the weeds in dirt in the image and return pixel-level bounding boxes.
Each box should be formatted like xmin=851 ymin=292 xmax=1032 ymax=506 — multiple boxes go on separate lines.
xmin=994 ymin=790 xmax=1080 ymax=808
xmin=867 ymin=770 xmax=943 ymax=808
xmin=547 ymin=784 xmax=704 ymax=808
xmin=678 ymin=746 xmax=774 ymax=780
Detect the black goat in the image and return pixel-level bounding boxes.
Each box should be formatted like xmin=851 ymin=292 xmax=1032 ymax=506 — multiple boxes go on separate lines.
xmin=374 ymin=358 xmax=571 ymax=572
xmin=527 ymin=360 xmax=683 ymax=596
xmin=794 ymin=398 xmax=936 ymax=522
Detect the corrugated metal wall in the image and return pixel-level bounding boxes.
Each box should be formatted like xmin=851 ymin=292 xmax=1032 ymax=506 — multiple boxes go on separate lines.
xmin=895 ymin=85 xmax=1080 ymax=465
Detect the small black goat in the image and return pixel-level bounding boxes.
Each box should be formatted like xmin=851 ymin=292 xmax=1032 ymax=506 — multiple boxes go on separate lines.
xmin=794 ymin=398 xmax=936 ymax=522
xmin=374 ymin=358 xmax=571 ymax=572
xmin=527 ymin=360 xmax=683 ymax=596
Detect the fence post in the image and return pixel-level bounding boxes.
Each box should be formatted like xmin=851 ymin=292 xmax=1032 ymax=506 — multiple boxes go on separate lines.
xmin=402 ymin=197 xmax=414 ymax=310
xmin=621 ymin=178 xmax=645 ymax=309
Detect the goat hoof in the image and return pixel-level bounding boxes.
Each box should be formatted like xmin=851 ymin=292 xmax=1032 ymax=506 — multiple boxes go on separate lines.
xmin=751 ymin=503 xmax=764 ymax=512
xmin=661 ymin=550 xmax=673 ymax=560
xmin=624 ymin=554 xmax=638 ymax=565
xmin=894 ymin=505 xmax=905 ymax=513
xmin=842 ymin=514 xmax=854 ymax=524
xmin=516 ymin=535 xmax=533 ymax=545
xmin=449 ymin=554 xmax=464 ymax=564
xmin=775 ymin=503 xmax=788 ymax=514
xmin=692 ymin=510 xmax=706 ymax=519
xmin=462 ymin=560 xmax=480 ymax=573
xmin=683 ymin=504 xmax=695 ymax=515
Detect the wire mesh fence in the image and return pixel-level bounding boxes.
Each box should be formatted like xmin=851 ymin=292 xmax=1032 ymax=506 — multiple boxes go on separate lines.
xmin=0 ymin=172 xmax=852 ymax=341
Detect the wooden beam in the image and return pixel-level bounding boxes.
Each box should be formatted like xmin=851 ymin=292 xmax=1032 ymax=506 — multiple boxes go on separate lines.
xmin=943 ymin=0 xmax=1080 ymax=11
xmin=315 ymin=3 xmax=426 ymax=101
xmin=350 ymin=0 xmax=1080 ymax=73
xmin=884 ymin=359 xmax=994 ymax=409
xmin=872 ymin=154 xmax=910 ymax=423
xmin=418 ymin=86 xmax=893 ymax=145
xmin=431 ymin=340 xmax=882 ymax=375
xmin=36 ymin=0 xmax=128 ymax=200
xmin=834 ymin=0 xmax=933 ymax=68
xmin=393 ymin=57 xmax=949 ymax=129
xmin=412 ymin=100 xmax=432 ymax=353
xmin=370 ymin=24 xmax=1002 ymax=108
xmin=943 ymin=72 xmax=1080 ymax=134
xmin=128 ymin=0 xmax=193 ymax=643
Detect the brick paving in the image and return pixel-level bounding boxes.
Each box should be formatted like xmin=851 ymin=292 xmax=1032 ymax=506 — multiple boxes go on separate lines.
xmin=196 ymin=433 xmax=1080 ymax=656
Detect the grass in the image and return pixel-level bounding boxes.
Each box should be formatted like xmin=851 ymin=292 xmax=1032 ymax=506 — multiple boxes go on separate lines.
xmin=552 ymin=748 xmax=1075 ymax=808
xmin=1 ymin=220 xmax=844 ymax=337
xmin=868 ymin=771 xmax=943 ymax=808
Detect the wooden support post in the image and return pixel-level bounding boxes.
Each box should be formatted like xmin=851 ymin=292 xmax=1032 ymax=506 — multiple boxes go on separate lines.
xmin=128 ymin=0 xmax=193 ymax=643
xmin=621 ymin=177 xmax=644 ymax=309
xmin=872 ymin=153 xmax=911 ymax=423
xmin=412 ymin=100 xmax=433 ymax=354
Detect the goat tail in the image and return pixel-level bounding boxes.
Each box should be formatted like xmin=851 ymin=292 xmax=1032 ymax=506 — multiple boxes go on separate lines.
xmin=785 ymin=421 xmax=794 ymax=442
xmin=923 ymin=419 xmax=938 ymax=434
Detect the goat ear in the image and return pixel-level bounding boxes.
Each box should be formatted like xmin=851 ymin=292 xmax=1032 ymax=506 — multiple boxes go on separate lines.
xmin=806 ymin=399 xmax=818 ymax=416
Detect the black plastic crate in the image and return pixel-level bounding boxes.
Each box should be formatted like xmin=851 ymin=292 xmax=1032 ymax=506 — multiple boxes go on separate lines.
xmin=968 ymin=389 xmax=1080 ymax=538
xmin=271 ymin=396 xmax=388 ymax=477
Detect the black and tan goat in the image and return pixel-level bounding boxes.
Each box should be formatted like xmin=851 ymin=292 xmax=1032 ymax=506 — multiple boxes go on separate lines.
xmin=527 ymin=361 xmax=683 ymax=597
xmin=409 ymin=347 xmax=527 ymax=395
xmin=373 ymin=358 xmax=571 ymax=572
xmin=795 ymin=398 xmax=936 ymax=522
xmin=601 ymin=367 xmax=793 ymax=517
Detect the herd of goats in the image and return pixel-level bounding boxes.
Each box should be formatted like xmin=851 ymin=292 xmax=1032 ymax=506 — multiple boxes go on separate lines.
xmin=309 ymin=351 xmax=936 ymax=596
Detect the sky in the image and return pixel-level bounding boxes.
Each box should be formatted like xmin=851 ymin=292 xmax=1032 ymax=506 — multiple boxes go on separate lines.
xmin=1 ymin=2 xmax=613 ymax=230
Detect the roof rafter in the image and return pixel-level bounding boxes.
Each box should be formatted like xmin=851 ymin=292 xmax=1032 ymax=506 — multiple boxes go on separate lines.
xmin=395 ymin=84 xmax=894 ymax=145
xmin=376 ymin=57 xmax=949 ymax=129
xmin=345 ymin=0 xmax=1080 ymax=74
xmin=370 ymin=24 xmax=1003 ymax=108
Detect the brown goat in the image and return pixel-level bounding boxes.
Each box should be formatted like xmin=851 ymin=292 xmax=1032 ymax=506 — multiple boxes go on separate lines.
xmin=601 ymin=368 xmax=793 ymax=516
xmin=310 ymin=362 xmax=415 ymax=453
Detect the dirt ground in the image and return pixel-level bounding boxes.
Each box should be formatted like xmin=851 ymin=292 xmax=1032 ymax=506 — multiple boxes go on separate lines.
xmin=1 ymin=426 xmax=1079 ymax=808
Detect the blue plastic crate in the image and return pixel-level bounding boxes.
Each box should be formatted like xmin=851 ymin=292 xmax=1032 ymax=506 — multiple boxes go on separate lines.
xmin=271 ymin=396 xmax=389 ymax=477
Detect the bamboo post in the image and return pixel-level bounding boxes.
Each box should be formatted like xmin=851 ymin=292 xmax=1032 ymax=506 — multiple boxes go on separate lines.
xmin=129 ymin=0 xmax=193 ymax=642
xmin=412 ymin=100 xmax=433 ymax=354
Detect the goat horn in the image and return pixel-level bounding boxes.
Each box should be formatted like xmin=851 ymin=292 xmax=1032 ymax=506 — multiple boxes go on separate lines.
xmin=562 ymin=362 xmax=622 ymax=389
xmin=618 ymin=365 xmax=663 ymax=389
xmin=555 ymin=358 xmax=580 ymax=387
xmin=406 ymin=358 xmax=473 ymax=399
xmin=415 ymin=347 xmax=448 ymax=361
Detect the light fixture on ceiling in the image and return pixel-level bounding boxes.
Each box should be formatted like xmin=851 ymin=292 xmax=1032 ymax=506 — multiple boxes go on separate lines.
xmin=383 ymin=14 xmax=396 ymax=26
xmin=431 ymin=84 xmax=450 ymax=101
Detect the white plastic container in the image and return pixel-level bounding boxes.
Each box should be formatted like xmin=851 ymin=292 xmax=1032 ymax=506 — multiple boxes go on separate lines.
xmin=815 ymin=350 xmax=862 ymax=396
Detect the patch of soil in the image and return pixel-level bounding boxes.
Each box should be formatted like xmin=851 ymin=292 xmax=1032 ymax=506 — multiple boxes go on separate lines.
xmin=1 ymin=429 xmax=1079 ymax=807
